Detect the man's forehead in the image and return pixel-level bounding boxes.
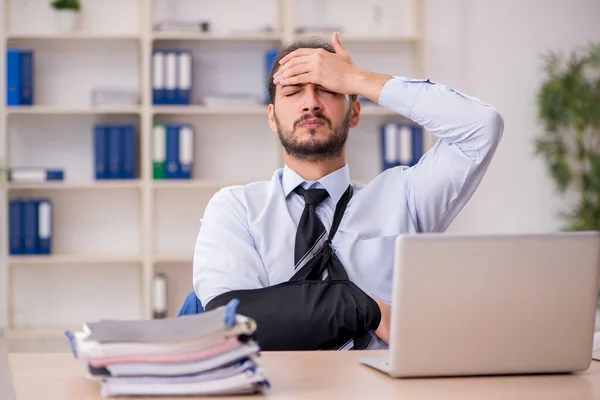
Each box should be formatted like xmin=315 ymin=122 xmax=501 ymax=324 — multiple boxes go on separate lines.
xmin=279 ymin=83 xmax=327 ymax=90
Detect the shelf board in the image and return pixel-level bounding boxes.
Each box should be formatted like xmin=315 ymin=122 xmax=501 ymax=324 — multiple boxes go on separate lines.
xmin=6 ymin=33 xmax=140 ymax=41
xmin=5 ymin=325 xmax=82 ymax=339
xmin=152 ymin=180 xmax=249 ymax=190
xmin=8 ymin=254 xmax=143 ymax=265
xmin=7 ymin=181 xmax=143 ymax=190
xmin=5 ymin=106 xmax=141 ymax=116
xmin=293 ymin=33 xmax=419 ymax=44
xmin=152 ymin=31 xmax=281 ymax=42
xmin=152 ymin=105 xmax=267 ymax=115
xmin=154 ymin=253 xmax=193 ymax=264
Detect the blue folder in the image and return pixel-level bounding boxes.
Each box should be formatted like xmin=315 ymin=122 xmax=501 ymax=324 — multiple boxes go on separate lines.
xmin=108 ymin=125 xmax=123 ymax=179
xmin=22 ymin=200 xmax=38 ymax=254
xmin=152 ymin=50 xmax=165 ymax=105
xmin=9 ymin=199 xmax=24 ymax=254
xmin=6 ymin=49 xmax=21 ymax=106
xmin=176 ymin=51 xmax=192 ymax=105
xmin=20 ymin=50 xmax=34 ymax=105
xmin=166 ymin=124 xmax=180 ymax=179
xmin=94 ymin=124 xmax=109 ymax=180
xmin=121 ymin=125 xmax=137 ymax=179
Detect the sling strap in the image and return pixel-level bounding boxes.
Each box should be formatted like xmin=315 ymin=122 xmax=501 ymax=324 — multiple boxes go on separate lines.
xmin=290 ymin=185 xmax=353 ymax=282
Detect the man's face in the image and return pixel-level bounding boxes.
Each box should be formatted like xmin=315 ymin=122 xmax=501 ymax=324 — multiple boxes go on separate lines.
xmin=268 ymin=83 xmax=360 ymax=162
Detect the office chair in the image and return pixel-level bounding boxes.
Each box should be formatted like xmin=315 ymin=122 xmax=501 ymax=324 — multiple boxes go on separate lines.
xmin=178 ymin=291 xmax=204 ymax=316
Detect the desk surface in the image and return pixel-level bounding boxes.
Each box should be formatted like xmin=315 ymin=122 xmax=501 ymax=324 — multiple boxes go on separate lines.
xmin=8 ymin=350 xmax=600 ymax=400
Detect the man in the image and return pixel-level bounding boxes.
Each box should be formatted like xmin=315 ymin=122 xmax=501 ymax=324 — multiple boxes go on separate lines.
xmin=193 ymin=32 xmax=503 ymax=351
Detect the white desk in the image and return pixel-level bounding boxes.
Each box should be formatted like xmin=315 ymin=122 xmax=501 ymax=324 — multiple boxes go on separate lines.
xmin=8 ymin=350 xmax=600 ymax=399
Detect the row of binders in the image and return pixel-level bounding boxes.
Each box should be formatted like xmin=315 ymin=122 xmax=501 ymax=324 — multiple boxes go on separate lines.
xmin=152 ymin=50 xmax=192 ymax=105
xmin=152 ymin=123 xmax=195 ymax=179
xmin=6 ymin=48 xmax=34 ymax=106
xmin=381 ymin=123 xmax=425 ymax=170
xmin=9 ymin=198 xmax=53 ymax=255
xmin=94 ymin=124 xmax=138 ymax=180
xmin=65 ymin=299 xmax=269 ymax=397
xmin=152 ymin=48 xmax=280 ymax=106
xmin=7 ymin=47 xmax=280 ymax=107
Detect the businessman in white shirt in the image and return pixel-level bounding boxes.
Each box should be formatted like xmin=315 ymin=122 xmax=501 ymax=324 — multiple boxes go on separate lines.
xmin=193 ymin=32 xmax=504 ymax=350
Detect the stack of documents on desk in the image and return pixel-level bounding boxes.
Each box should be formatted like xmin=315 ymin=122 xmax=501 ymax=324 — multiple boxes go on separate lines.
xmin=65 ymin=299 xmax=269 ymax=397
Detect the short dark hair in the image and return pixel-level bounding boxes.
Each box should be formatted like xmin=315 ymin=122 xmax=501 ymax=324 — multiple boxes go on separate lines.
xmin=266 ymin=37 xmax=358 ymax=104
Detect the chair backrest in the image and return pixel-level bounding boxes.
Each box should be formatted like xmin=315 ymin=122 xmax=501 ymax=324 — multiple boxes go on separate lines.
xmin=177 ymin=291 xmax=204 ymax=316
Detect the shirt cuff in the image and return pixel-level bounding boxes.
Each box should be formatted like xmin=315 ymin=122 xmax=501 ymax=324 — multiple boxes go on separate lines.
xmin=377 ymin=76 xmax=430 ymax=117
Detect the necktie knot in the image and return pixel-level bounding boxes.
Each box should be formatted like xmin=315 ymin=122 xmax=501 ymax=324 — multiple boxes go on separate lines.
xmin=294 ymin=186 xmax=329 ymax=206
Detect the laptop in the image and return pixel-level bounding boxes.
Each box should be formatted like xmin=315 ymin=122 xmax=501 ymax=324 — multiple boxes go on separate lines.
xmin=359 ymin=231 xmax=600 ymax=378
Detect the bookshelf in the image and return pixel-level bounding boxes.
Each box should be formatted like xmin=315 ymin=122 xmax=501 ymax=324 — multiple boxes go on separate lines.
xmin=0 ymin=0 xmax=429 ymax=338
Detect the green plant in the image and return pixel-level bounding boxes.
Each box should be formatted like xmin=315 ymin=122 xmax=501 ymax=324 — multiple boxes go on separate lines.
xmin=50 ymin=0 xmax=81 ymax=11
xmin=535 ymin=42 xmax=600 ymax=231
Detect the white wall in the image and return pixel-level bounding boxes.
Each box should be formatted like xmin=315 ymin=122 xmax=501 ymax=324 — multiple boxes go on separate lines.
xmin=429 ymin=0 xmax=600 ymax=234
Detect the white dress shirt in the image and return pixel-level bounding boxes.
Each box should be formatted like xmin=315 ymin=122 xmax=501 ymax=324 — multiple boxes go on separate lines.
xmin=193 ymin=76 xmax=504 ymax=349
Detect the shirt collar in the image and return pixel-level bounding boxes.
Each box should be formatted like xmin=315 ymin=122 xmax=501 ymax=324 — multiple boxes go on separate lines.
xmin=282 ymin=163 xmax=351 ymax=205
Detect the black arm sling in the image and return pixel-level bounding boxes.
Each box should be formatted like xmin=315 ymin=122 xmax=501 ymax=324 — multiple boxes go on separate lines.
xmin=205 ymin=184 xmax=379 ymax=351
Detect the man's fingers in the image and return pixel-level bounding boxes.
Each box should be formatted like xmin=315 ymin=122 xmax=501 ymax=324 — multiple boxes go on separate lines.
xmin=278 ymin=48 xmax=319 ymax=65
xmin=331 ymin=32 xmax=349 ymax=57
xmin=274 ymin=56 xmax=312 ymax=78
xmin=274 ymin=64 xmax=312 ymax=83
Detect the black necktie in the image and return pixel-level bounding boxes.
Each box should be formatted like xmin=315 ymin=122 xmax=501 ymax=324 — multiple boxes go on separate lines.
xmin=294 ymin=186 xmax=329 ymax=267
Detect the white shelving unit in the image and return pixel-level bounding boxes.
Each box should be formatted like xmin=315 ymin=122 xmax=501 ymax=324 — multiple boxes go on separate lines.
xmin=0 ymin=0 xmax=428 ymax=338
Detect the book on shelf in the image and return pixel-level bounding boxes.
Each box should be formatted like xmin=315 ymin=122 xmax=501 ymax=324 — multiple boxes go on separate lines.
xmin=6 ymin=48 xmax=34 ymax=106
xmin=165 ymin=52 xmax=177 ymax=104
xmin=9 ymin=198 xmax=53 ymax=255
xmin=153 ymin=123 xmax=195 ymax=180
xmin=64 ymin=299 xmax=270 ymax=397
xmin=380 ymin=122 xmax=424 ymax=171
xmin=177 ymin=51 xmax=192 ymax=105
xmin=7 ymin=168 xmax=64 ymax=183
xmin=153 ymin=50 xmax=193 ymax=105
xmin=152 ymin=123 xmax=166 ymax=179
xmin=94 ymin=124 xmax=138 ymax=180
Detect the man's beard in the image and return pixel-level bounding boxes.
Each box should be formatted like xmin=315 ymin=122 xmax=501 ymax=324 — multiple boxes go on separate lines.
xmin=275 ymin=108 xmax=351 ymax=162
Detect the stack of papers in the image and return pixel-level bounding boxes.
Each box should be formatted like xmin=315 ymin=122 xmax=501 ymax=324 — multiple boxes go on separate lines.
xmin=65 ymin=299 xmax=269 ymax=397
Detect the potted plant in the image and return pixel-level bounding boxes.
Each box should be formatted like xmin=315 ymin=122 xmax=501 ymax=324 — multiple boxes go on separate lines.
xmin=535 ymin=42 xmax=600 ymax=323
xmin=50 ymin=0 xmax=81 ymax=33
xmin=535 ymin=42 xmax=600 ymax=231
